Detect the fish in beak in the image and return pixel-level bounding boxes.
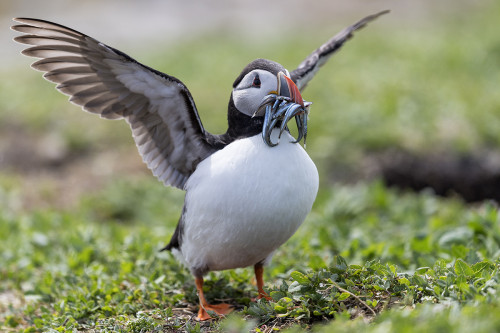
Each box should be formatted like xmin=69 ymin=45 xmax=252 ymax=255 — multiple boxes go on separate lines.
xmin=257 ymin=72 xmax=311 ymax=147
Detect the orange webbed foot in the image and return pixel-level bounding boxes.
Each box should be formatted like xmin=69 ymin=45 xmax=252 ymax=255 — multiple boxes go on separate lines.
xmin=197 ymin=302 xmax=234 ymax=321
xmin=251 ymin=290 xmax=273 ymax=302
xmin=258 ymin=292 xmax=273 ymax=301
xmin=195 ymin=277 xmax=234 ymax=321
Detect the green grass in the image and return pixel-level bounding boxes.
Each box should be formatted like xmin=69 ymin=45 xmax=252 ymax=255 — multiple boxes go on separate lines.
xmin=2 ymin=2 xmax=500 ymax=332
xmin=1 ymin=180 xmax=499 ymax=332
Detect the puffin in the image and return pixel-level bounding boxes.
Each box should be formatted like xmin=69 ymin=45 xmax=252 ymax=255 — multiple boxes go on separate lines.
xmin=12 ymin=10 xmax=388 ymax=321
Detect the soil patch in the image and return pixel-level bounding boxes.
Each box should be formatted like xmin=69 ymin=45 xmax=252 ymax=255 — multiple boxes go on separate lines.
xmin=371 ymin=149 xmax=500 ymax=203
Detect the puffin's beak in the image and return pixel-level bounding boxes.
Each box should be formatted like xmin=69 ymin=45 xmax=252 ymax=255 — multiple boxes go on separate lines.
xmin=258 ymin=71 xmax=310 ymax=148
xmin=277 ymin=72 xmax=304 ymax=107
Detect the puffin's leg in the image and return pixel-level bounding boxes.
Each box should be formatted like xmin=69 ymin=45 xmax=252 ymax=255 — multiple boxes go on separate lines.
xmin=254 ymin=263 xmax=272 ymax=300
xmin=195 ymin=277 xmax=233 ymax=321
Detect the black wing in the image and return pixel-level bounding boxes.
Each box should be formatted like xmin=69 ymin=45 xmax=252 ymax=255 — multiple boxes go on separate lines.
xmin=12 ymin=18 xmax=219 ymax=190
xmin=290 ymin=10 xmax=389 ymax=91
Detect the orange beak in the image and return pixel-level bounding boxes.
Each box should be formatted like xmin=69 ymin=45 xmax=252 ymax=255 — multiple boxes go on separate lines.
xmin=277 ymin=72 xmax=304 ymax=107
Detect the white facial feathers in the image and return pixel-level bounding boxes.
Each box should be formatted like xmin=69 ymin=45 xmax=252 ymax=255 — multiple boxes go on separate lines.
xmin=232 ymin=70 xmax=278 ymax=117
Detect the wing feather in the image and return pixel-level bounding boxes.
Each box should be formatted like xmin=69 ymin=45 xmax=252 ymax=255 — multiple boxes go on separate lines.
xmin=12 ymin=18 xmax=218 ymax=189
xmin=291 ymin=10 xmax=389 ymax=91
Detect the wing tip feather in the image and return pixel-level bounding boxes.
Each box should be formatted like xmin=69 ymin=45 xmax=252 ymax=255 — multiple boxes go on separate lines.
xmin=292 ymin=9 xmax=390 ymax=90
xmin=13 ymin=16 xmax=216 ymax=191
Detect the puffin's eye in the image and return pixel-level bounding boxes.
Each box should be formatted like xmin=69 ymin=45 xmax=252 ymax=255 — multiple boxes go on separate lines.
xmin=252 ymin=75 xmax=261 ymax=88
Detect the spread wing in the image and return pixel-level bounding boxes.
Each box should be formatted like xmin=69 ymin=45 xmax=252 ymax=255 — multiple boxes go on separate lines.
xmin=12 ymin=18 xmax=220 ymax=190
xmin=290 ymin=10 xmax=389 ymax=91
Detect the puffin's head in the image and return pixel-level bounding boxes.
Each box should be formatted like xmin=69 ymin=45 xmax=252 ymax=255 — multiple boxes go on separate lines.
xmin=232 ymin=59 xmax=310 ymax=147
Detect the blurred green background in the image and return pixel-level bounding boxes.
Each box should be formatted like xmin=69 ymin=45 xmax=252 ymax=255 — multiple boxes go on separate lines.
xmin=1 ymin=0 xmax=499 ymax=211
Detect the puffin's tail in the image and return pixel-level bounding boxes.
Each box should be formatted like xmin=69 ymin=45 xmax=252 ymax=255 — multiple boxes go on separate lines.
xmin=160 ymin=209 xmax=185 ymax=252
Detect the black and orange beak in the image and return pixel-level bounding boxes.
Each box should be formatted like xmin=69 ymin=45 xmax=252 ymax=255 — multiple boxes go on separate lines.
xmin=276 ymin=72 xmax=304 ymax=107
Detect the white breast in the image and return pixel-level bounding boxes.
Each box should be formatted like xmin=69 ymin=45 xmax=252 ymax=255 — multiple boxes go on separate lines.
xmin=179 ymin=129 xmax=319 ymax=275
